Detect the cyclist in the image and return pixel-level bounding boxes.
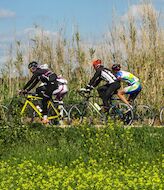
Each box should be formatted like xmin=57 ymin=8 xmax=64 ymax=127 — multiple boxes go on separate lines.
xmin=21 ymin=61 xmax=58 ymax=124
xmin=112 ymin=64 xmax=142 ymax=108
xmin=37 ymin=64 xmax=68 ymax=101
xmin=53 ymin=75 xmax=68 ymax=101
xmin=85 ymin=59 xmax=121 ymax=112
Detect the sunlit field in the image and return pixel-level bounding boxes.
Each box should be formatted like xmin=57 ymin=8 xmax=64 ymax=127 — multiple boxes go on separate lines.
xmin=0 ymin=2 xmax=164 ymax=189
xmin=0 ymin=123 xmax=163 ymax=189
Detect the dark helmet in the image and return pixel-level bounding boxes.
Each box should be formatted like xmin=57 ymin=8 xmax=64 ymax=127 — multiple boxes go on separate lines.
xmin=28 ymin=61 xmax=38 ymax=69
xmin=112 ymin=64 xmax=121 ymax=71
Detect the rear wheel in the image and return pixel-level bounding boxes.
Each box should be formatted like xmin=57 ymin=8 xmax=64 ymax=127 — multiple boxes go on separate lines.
xmin=47 ymin=106 xmax=60 ymax=125
xmin=133 ymin=104 xmax=155 ymax=126
xmin=108 ymin=103 xmax=134 ymax=125
xmin=61 ymin=106 xmax=70 ymax=125
xmin=68 ymin=104 xmax=83 ymax=125
xmin=159 ymin=107 xmax=164 ymax=126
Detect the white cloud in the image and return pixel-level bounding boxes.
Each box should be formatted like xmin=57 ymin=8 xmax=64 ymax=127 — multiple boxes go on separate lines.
xmin=0 ymin=9 xmax=15 ymax=18
xmin=121 ymin=4 xmax=159 ymax=21
xmin=24 ymin=27 xmax=58 ymax=39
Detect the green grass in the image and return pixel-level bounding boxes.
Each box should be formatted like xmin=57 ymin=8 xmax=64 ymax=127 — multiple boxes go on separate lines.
xmin=0 ymin=122 xmax=163 ymax=189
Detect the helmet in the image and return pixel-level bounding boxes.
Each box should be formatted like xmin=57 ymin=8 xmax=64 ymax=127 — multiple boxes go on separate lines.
xmin=39 ymin=64 xmax=49 ymax=69
xmin=112 ymin=64 xmax=121 ymax=71
xmin=92 ymin=59 xmax=102 ymax=69
xmin=28 ymin=61 xmax=38 ymax=69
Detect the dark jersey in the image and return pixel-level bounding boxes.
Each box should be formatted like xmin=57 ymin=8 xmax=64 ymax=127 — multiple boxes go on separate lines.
xmin=23 ymin=68 xmax=57 ymax=91
xmin=87 ymin=66 xmax=118 ymax=88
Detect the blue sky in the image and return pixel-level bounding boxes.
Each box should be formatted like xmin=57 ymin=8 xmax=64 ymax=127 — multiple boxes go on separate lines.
xmin=0 ymin=0 xmax=163 ymax=37
xmin=0 ymin=0 xmax=132 ymax=38
xmin=0 ymin=0 xmax=163 ymax=66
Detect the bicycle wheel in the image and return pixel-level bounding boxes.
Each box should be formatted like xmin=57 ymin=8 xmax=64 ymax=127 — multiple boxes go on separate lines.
xmin=20 ymin=105 xmax=37 ymax=124
xmin=47 ymin=106 xmax=60 ymax=125
xmin=0 ymin=105 xmax=8 ymax=122
xmin=7 ymin=96 xmax=24 ymax=121
xmin=83 ymin=105 xmax=107 ymax=126
xmin=133 ymin=104 xmax=155 ymax=126
xmin=68 ymin=104 xmax=83 ymax=125
xmin=47 ymin=102 xmax=70 ymax=126
xmin=61 ymin=105 xmax=71 ymax=125
xmin=108 ymin=103 xmax=134 ymax=125
xmin=159 ymin=107 xmax=164 ymax=126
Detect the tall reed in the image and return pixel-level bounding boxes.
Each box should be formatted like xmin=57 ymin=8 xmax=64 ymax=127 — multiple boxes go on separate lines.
xmin=0 ymin=2 xmax=163 ymax=110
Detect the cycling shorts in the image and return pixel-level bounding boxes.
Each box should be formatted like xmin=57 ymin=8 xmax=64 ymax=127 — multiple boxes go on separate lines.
xmin=124 ymin=82 xmax=142 ymax=94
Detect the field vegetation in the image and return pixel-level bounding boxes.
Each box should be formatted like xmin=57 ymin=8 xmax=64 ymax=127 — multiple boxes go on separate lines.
xmin=0 ymin=2 xmax=164 ymax=189
xmin=0 ymin=122 xmax=164 ymax=189
xmin=0 ymin=2 xmax=163 ymax=110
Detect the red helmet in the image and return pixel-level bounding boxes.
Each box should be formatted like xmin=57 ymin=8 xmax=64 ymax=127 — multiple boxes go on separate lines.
xmin=92 ymin=59 xmax=102 ymax=69
xmin=112 ymin=64 xmax=121 ymax=71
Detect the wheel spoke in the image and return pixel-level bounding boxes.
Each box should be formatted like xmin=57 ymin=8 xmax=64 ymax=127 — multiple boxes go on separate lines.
xmin=108 ymin=103 xmax=133 ymax=125
xmin=133 ymin=105 xmax=154 ymax=126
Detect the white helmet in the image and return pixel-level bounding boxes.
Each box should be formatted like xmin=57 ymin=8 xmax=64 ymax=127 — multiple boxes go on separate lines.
xmin=39 ymin=64 xmax=49 ymax=69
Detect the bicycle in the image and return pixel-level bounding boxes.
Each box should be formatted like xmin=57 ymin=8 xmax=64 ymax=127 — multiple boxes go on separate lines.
xmin=68 ymin=89 xmax=106 ymax=125
xmin=131 ymin=100 xmax=155 ymax=126
xmin=159 ymin=107 xmax=164 ymax=126
xmin=7 ymin=93 xmax=71 ymax=125
xmin=68 ymin=89 xmax=134 ymax=125
xmin=107 ymin=97 xmax=134 ymax=125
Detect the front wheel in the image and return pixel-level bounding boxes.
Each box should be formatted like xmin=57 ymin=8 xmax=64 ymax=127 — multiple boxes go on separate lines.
xmin=20 ymin=105 xmax=37 ymax=124
xmin=108 ymin=103 xmax=134 ymax=125
xmin=159 ymin=107 xmax=164 ymax=126
xmin=68 ymin=104 xmax=83 ymax=125
xmin=133 ymin=104 xmax=155 ymax=126
xmin=83 ymin=105 xmax=106 ymax=126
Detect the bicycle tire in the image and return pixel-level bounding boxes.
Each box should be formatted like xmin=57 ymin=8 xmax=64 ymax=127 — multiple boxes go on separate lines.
xmin=20 ymin=105 xmax=37 ymax=124
xmin=68 ymin=104 xmax=83 ymax=125
xmin=108 ymin=103 xmax=134 ymax=125
xmin=48 ymin=104 xmax=70 ymax=126
xmin=0 ymin=105 xmax=8 ymax=122
xmin=133 ymin=104 xmax=155 ymax=126
xmin=159 ymin=107 xmax=164 ymax=126
xmin=84 ymin=105 xmax=106 ymax=126
xmin=7 ymin=96 xmax=24 ymax=121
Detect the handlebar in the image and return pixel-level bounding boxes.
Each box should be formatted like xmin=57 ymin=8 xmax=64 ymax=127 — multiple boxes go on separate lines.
xmin=19 ymin=90 xmax=40 ymax=97
xmin=18 ymin=92 xmax=38 ymax=96
xmin=77 ymin=88 xmax=93 ymax=99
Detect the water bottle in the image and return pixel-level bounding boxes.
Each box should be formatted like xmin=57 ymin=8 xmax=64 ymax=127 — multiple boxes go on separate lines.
xmin=94 ymin=102 xmax=101 ymax=111
xmin=36 ymin=105 xmax=42 ymax=112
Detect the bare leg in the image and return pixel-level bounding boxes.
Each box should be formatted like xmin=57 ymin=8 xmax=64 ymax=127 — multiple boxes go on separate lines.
xmin=117 ymin=90 xmax=131 ymax=107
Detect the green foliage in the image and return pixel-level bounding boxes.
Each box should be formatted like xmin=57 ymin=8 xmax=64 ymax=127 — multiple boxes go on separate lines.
xmin=0 ymin=122 xmax=164 ymax=189
xmin=0 ymin=122 xmax=163 ymax=164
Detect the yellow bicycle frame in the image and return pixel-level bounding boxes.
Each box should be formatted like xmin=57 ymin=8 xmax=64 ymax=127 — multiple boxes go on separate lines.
xmin=20 ymin=95 xmax=60 ymax=120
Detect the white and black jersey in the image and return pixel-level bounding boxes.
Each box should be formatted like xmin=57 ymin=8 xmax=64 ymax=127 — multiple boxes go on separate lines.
xmin=87 ymin=66 xmax=118 ymax=89
xmin=23 ymin=68 xmax=58 ymax=92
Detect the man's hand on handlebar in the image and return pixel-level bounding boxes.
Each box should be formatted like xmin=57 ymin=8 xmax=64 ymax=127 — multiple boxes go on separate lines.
xmin=79 ymin=88 xmax=91 ymax=93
